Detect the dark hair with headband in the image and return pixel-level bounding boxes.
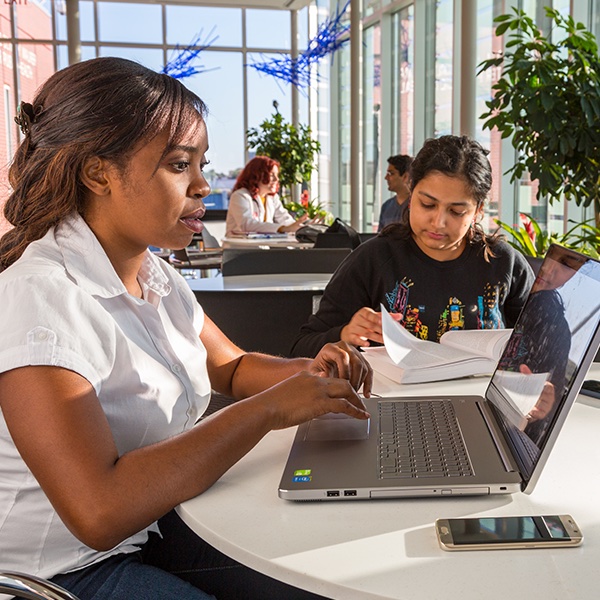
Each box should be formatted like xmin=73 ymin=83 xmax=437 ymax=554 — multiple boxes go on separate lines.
xmin=1 ymin=57 xmax=207 ymax=270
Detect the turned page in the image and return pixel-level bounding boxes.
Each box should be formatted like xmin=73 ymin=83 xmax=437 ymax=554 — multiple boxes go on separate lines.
xmin=439 ymin=329 xmax=512 ymax=361
xmin=381 ymin=308 xmax=495 ymax=368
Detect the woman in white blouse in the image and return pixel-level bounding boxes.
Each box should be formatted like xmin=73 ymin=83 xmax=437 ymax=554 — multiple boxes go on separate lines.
xmin=0 ymin=57 xmax=371 ymax=600
xmin=225 ymin=156 xmax=307 ymax=235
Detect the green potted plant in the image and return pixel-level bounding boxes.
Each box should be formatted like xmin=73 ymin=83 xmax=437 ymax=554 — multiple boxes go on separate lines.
xmin=496 ymin=213 xmax=600 ymax=259
xmin=478 ymin=7 xmax=600 ymax=230
xmin=246 ymin=101 xmax=321 ymax=202
xmin=283 ymin=197 xmax=333 ymax=225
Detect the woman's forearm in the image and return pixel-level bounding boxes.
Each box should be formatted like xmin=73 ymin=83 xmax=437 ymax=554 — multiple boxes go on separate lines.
xmin=230 ymin=352 xmax=312 ymax=399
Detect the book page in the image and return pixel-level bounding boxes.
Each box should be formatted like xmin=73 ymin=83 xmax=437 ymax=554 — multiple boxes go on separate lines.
xmin=363 ymin=346 xmax=494 ymax=385
xmin=440 ymin=329 xmax=513 ymax=360
xmin=362 ymin=347 xmax=405 ymax=384
xmin=381 ymin=307 xmax=483 ymax=370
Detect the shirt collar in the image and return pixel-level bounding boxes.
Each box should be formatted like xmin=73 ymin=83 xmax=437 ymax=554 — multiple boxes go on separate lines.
xmin=56 ymin=213 xmax=171 ymax=300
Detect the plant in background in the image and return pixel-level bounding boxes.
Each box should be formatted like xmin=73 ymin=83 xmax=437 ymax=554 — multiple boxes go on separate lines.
xmin=283 ymin=198 xmax=334 ymax=225
xmin=496 ymin=213 xmax=600 ymax=259
xmin=478 ymin=7 xmax=600 ymax=229
xmin=246 ymin=101 xmax=321 ymax=200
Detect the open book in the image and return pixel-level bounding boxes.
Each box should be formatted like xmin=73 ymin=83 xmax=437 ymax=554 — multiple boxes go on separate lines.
xmin=362 ymin=307 xmax=513 ymax=384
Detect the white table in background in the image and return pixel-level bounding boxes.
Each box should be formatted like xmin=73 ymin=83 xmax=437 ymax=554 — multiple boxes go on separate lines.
xmin=186 ymin=272 xmax=331 ymax=293
xmin=221 ymin=234 xmax=313 ymax=249
xmin=178 ymin=363 xmax=600 ymax=600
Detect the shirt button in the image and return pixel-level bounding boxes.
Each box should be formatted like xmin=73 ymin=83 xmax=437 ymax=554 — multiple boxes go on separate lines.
xmin=38 ymin=331 xmax=48 ymax=341
xmin=171 ymin=364 xmax=182 ymax=373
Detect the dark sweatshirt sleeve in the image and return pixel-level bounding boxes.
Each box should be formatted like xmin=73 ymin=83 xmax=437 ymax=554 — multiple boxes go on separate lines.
xmin=289 ymin=242 xmax=383 ymax=358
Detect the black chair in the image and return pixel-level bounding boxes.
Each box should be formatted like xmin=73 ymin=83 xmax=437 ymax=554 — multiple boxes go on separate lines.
xmin=221 ymin=247 xmax=351 ymax=277
xmin=195 ymin=248 xmax=350 ymax=356
xmin=0 ymin=571 xmax=80 ymax=599
xmin=193 ymin=286 xmax=325 ymax=357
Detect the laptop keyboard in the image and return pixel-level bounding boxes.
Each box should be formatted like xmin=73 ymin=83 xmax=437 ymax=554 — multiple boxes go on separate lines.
xmin=378 ymin=400 xmax=473 ymax=479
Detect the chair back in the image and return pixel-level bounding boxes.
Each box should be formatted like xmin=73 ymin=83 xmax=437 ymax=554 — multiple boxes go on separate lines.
xmin=221 ymin=248 xmax=351 ymax=277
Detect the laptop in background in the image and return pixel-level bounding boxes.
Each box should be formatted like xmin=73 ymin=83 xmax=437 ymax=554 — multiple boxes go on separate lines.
xmin=279 ymin=244 xmax=600 ymax=500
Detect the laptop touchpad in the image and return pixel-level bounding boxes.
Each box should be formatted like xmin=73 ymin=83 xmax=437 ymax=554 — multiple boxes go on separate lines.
xmin=304 ymin=414 xmax=371 ymax=441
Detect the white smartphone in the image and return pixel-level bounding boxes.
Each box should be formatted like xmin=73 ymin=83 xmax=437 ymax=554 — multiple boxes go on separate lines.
xmin=435 ymin=515 xmax=583 ymax=551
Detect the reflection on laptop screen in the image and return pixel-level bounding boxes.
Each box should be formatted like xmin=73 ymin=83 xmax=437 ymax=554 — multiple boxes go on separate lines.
xmin=488 ymin=245 xmax=600 ymax=478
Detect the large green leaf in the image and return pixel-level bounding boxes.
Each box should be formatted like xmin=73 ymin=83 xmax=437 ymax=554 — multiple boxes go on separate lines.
xmin=479 ymin=8 xmax=600 ymax=214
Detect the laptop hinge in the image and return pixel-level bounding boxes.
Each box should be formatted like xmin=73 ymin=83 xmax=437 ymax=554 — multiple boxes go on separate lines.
xmin=477 ymin=401 xmax=517 ymax=473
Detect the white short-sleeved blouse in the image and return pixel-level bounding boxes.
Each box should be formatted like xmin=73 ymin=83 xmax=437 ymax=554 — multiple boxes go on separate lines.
xmin=0 ymin=214 xmax=211 ymax=581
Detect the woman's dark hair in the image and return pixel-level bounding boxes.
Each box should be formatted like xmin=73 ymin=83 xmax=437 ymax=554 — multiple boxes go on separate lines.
xmin=409 ymin=135 xmax=492 ymax=205
xmin=382 ymin=135 xmax=501 ymax=260
xmin=232 ymin=156 xmax=280 ymax=199
xmin=1 ymin=57 xmax=207 ymax=270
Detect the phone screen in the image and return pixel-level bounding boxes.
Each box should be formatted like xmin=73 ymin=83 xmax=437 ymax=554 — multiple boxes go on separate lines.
xmin=448 ymin=516 xmax=571 ymax=545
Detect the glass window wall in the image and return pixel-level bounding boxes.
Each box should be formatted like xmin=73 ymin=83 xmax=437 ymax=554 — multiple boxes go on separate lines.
xmin=184 ymin=51 xmax=244 ymax=209
xmin=247 ymin=51 xmax=293 ymax=131
xmin=363 ymin=23 xmax=381 ymax=232
xmin=476 ymin=0 xmax=506 ymax=232
xmin=512 ymin=0 xmax=573 ymax=234
xmin=0 ymin=0 xmax=585 ymax=233
xmin=166 ymin=6 xmax=242 ymax=48
xmin=337 ymin=42 xmax=351 ymax=224
xmin=1 ymin=1 xmax=307 ymax=223
xmin=434 ymin=0 xmax=453 ymax=136
xmin=97 ymin=2 xmax=162 ymax=44
xmin=56 ymin=0 xmax=95 ymax=43
xmin=391 ymin=4 xmax=414 ymax=156
xmin=17 ymin=0 xmax=53 ymax=40
xmin=246 ymin=9 xmax=290 ymax=50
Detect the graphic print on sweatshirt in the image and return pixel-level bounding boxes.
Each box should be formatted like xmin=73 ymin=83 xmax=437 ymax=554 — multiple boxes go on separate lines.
xmin=385 ymin=279 xmax=508 ymax=342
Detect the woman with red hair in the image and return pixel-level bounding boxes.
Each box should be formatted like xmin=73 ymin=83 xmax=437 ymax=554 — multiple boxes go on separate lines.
xmin=225 ymin=156 xmax=307 ymax=235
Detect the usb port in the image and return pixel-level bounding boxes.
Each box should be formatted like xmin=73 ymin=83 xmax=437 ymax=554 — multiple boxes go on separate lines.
xmin=327 ymin=490 xmax=340 ymax=497
xmin=344 ymin=490 xmax=357 ymax=496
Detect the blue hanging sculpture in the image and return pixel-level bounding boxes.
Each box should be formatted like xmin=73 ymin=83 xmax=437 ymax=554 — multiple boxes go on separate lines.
xmin=248 ymin=1 xmax=351 ymax=91
xmin=162 ymin=27 xmax=219 ymax=79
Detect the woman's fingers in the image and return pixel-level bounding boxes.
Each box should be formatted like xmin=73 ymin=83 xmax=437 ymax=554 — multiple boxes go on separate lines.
xmin=310 ymin=342 xmax=373 ymax=396
xmin=260 ymin=372 xmax=370 ymax=430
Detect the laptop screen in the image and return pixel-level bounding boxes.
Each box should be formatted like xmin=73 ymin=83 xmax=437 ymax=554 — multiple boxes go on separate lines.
xmin=487 ymin=245 xmax=600 ymax=480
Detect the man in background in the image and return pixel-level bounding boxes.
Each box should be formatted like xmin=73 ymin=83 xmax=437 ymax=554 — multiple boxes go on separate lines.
xmin=378 ymin=154 xmax=413 ymax=232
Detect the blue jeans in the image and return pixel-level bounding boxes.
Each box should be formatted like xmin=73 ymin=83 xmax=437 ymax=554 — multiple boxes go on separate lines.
xmin=51 ymin=510 xmax=329 ymax=600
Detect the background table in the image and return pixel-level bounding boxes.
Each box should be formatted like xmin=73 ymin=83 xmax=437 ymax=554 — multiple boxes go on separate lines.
xmin=187 ymin=273 xmax=331 ymax=293
xmin=221 ymin=234 xmax=313 ymax=249
xmin=178 ymin=364 xmax=600 ymax=600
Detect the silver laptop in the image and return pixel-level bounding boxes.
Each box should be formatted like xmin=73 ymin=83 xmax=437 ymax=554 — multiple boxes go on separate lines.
xmin=279 ymin=244 xmax=600 ymax=500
